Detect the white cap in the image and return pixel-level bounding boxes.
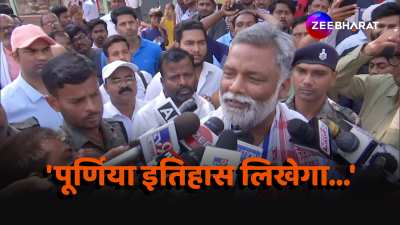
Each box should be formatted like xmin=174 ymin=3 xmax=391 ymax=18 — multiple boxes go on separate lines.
xmin=102 ymin=60 xmax=139 ymax=83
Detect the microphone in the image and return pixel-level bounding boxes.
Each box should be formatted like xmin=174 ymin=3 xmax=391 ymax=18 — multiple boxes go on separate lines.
xmin=155 ymin=97 xmax=181 ymax=123
xmin=180 ymin=117 xmax=224 ymax=151
xmin=178 ymin=97 xmax=198 ymax=113
xmin=200 ymin=130 xmax=242 ymax=166
xmin=215 ymin=130 xmax=238 ymax=150
xmin=289 ymin=118 xmax=400 ymax=184
xmin=287 ymin=118 xmax=336 ymax=158
xmin=105 ymin=112 xmax=200 ymax=165
xmin=320 ymin=118 xmax=360 ymax=153
xmin=234 ymin=131 xmax=264 ymax=160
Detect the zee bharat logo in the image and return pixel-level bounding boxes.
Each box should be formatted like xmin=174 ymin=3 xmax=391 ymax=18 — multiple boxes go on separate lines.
xmin=306 ymin=11 xmax=378 ymax=40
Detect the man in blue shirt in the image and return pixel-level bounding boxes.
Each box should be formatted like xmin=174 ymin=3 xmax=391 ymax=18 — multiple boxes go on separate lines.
xmin=101 ymin=6 xmax=162 ymax=76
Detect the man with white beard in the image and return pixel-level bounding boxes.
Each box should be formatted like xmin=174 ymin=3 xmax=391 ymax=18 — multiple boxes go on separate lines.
xmin=208 ymin=22 xmax=329 ymax=165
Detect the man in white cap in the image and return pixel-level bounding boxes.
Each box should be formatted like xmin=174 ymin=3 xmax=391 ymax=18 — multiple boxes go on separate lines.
xmin=102 ymin=60 xmax=147 ymax=142
xmin=0 ymin=24 xmax=63 ymax=130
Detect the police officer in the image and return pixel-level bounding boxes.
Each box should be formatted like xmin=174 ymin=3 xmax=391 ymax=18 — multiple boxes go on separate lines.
xmin=41 ymin=52 xmax=129 ymax=160
xmin=286 ymin=42 xmax=360 ymax=125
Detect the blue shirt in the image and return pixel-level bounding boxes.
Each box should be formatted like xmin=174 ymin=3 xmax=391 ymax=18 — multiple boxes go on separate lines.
xmin=141 ymin=28 xmax=166 ymax=50
xmin=101 ymin=38 xmax=162 ymax=76
xmin=216 ymin=32 xmax=233 ymax=47
xmin=0 ymin=75 xmax=63 ymax=130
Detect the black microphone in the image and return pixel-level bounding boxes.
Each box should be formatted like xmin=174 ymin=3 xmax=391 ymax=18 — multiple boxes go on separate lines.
xmin=204 ymin=117 xmax=225 ymax=136
xmin=215 ymin=130 xmax=238 ymax=150
xmin=105 ymin=112 xmax=200 ymax=166
xmin=178 ymin=97 xmax=198 ymax=113
xmin=180 ymin=116 xmax=224 ymax=151
xmin=181 ymin=130 xmax=239 ymax=166
xmin=199 ymin=130 xmax=242 ymax=166
xmin=287 ymin=118 xmax=338 ymax=159
xmin=236 ymin=131 xmax=255 ymax=145
xmin=321 ymin=118 xmax=360 ymax=153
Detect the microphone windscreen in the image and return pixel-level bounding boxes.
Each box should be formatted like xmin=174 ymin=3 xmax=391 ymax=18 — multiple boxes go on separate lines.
xmin=204 ymin=117 xmax=224 ymax=135
xmin=287 ymin=118 xmax=314 ymax=144
xmin=237 ymin=131 xmax=254 ymax=144
xmin=216 ymin=130 xmax=238 ymax=150
xmin=174 ymin=112 xmax=200 ymax=139
xmin=179 ymin=98 xmax=198 ymax=113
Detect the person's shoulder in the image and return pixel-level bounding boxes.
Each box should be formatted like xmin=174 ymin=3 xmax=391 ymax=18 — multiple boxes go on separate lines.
xmin=204 ymin=62 xmax=222 ymax=73
xmin=141 ymin=38 xmax=162 ymax=52
xmin=364 ymin=73 xmax=395 ymax=88
xmin=9 ymin=117 xmax=40 ymax=131
xmin=1 ymin=80 xmax=22 ymax=101
xmin=328 ymin=99 xmax=360 ymax=124
xmin=279 ymin=102 xmax=308 ymax=122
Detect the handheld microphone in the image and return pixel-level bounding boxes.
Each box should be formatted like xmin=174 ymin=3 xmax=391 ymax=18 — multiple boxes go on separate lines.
xmin=287 ymin=118 xmax=336 ymax=158
xmin=155 ymin=97 xmax=181 ymax=123
xmin=178 ymin=97 xmax=198 ymax=113
xmin=234 ymin=131 xmax=263 ymax=160
xmin=320 ymin=118 xmax=360 ymax=153
xmin=200 ymin=130 xmax=242 ymax=166
xmin=106 ymin=112 xmax=200 ymax=165
xmin=180 ymin=117 xmax=224 ymax=151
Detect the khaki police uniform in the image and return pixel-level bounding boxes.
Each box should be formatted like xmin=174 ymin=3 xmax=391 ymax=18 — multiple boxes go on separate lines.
xmin=59 ymin=119 xmax=128 ymax=154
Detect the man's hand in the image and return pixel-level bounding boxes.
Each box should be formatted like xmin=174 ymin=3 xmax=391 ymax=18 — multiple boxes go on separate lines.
xmin=328 ymin=0 xmax=357 ymax=22
xmin=252 ymin=10 xmax=280 ymax=26
xmin=221 ymin=0 xmax=240 ymax=17
xmin=363 ymin=29 xmax=400 ymax=57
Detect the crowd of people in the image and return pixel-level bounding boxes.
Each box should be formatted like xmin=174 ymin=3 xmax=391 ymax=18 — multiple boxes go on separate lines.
xmin=0 ymin=0 xmax=399 ymax=198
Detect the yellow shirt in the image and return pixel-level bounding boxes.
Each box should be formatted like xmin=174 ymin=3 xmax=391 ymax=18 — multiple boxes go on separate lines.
xmin=334 ymin=45 xmax=400 ymax=149
xmin=161 ymin=18 xmax=174 ymax=48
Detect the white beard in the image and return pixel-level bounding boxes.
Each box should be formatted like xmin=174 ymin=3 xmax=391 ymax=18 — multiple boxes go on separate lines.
xmin=220 ymin=86 xmax=280 ymax=131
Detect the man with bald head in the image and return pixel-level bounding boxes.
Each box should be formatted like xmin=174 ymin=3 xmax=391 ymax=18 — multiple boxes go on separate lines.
xmin=0 ymin=14 xmax=19 ymax=88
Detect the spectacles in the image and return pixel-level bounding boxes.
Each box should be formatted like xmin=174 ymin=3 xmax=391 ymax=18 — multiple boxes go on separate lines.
xmin=109 ymin=76 xmax=135 ymax=85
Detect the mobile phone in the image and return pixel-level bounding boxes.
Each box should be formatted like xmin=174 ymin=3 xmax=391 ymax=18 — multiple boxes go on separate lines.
xmin=339 ymin=0 xmax=357 ymax=8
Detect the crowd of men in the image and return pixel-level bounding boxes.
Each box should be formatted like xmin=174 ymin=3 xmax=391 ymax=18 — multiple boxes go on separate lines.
xmin=0 ymin=0 xmax=399 ymax=198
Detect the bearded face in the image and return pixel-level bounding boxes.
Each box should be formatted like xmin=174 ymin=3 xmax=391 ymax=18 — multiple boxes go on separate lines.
xmin=220 ymin=83 xmax=281 ymax=131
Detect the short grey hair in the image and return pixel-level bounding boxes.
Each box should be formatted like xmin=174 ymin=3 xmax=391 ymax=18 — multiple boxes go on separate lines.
xmin=231 ymin=22 xmax=295 ymax=81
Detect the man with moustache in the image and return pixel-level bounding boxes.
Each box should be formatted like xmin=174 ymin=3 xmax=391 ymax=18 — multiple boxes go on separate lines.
xmin=102 ymin=60 xmax=147 ymax=142
xmin=1 ymin=24 xmax=63 ymax=130
xmin=42 ymin=52 xmax=129 ymax=159
xmin=132 ymin=48 xmax=214 ymax=139
xmin=208 ymin=22 xmax=328 ymax=165
xmin=100 ymin=35 xmax=152 ymax=102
